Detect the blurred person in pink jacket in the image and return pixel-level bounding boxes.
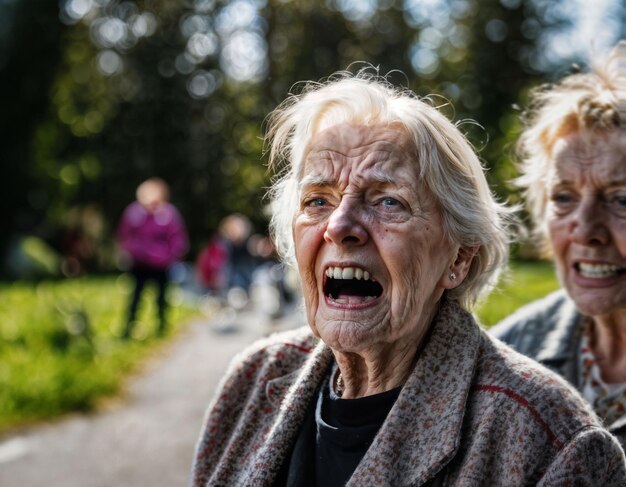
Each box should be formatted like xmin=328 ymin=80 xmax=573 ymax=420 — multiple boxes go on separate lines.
xmin=117 ymin=178 xmax=188 ymax=338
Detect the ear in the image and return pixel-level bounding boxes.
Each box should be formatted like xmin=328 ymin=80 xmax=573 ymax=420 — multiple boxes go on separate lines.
xmin=440 ymin=245 xmax=480 ymax=290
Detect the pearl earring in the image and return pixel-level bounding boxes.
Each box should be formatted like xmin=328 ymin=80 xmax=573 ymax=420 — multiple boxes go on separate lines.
xmin=449 ymin=272 xmax=457 ymax=281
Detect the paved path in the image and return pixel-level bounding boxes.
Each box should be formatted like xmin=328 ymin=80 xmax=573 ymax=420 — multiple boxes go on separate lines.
xmin=0 ymin=307 xmax=305 ymax=487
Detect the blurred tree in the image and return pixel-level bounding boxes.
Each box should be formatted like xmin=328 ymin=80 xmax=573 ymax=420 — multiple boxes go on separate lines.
xmin=401 ymin=0 xmax=573 ymax=199
xmin=2 ymin=0 xmax=605 ymax=276
xmin=0 ymin=0 xmax=67 ymax=266
xmin=263 ymin=0 xmax=415 ymax=103
xmin=24 ymin=0 xmax=271 ymax=266
xmin=467 ymin=0 xmax=571 ymax=197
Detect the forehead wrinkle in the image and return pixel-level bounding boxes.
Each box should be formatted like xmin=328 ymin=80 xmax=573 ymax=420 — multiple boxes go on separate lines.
xmin=300 ymin=123 xmax=418 ymax=190
xmin=305 ymin=146 xmax=395 ymax=169
xmin=554 ymin=132 xmax=626 ymax=162
xmin=552 ymin=162 xmax=626 ymax=190
xmin=309 ymin=122 xmax=407 ymax=152
xmin=299 ymin=156 xmax=415 ymax=192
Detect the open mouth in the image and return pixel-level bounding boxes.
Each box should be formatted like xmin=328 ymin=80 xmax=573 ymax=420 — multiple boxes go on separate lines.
xmin=575 ymin=262 xmax=626 ymax=279
xmin=324 ymin=266 xmax=383 ymax=303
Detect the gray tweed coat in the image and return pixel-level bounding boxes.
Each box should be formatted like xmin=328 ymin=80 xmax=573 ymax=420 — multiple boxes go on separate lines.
xmin=490 ymin=289 xmax=626 ymax=446
xmin=191 ymin=299 xmax=626 ymax=486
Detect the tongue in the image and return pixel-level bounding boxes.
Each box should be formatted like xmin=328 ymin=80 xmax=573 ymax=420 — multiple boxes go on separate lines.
xmin=333 ymin=294 xmax=375 ymax=304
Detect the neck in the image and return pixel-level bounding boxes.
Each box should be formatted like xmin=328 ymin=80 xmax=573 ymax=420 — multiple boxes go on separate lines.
xmin=332 ymin=329 xmax=427 ymax=399
xmin=588 ymin=314 xmax=626 ymax=383
xmin=329 ymin=297 xmax=441 ymax=399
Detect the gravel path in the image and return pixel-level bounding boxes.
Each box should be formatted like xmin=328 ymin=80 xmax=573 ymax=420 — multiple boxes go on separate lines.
xmin=0 ymin=308 xmax=305 ymax=487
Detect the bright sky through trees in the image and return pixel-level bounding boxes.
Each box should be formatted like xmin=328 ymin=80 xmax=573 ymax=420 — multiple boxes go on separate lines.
xmin=551 ymin=0 xmax=622 ymax=64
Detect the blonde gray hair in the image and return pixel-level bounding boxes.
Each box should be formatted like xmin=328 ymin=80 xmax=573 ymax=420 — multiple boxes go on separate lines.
xmin=265 ymin=70 xmax=514 ymax=309
xmin=516 ymin=41 xmax=626 ymax=255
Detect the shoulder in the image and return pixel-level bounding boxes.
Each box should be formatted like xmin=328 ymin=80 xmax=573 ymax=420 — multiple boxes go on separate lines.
xmin=202 ymin=326 xmax=319 ymax=431
xmin=223 ymin=327 xmax=319 ymax=381
xmin=237 ymin=326 xmax=318 ymax=360
xmin=473 ymin=332 xmax=599 ymax=443
xmin=540 ymin=426 xmax=626 ymax=485
xmin=121 ymin=202 xmax=147 ymax=224
xmin=153 ymin=203 xmax=184 ymax=226
xmin=459 ymin=337 xmax=626 ymax=485
xmin=192 ymin=327 xmax=322 ymax=484
xmin=163 ymin=202 xmax=183 ymax=219
xmin=489 ymin=290 xmax=575 ymax=347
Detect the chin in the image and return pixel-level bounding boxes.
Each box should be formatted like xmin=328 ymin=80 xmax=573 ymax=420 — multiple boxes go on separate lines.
xmin=314 ymin=319 xmax=377 ymax=352
xmin=571 ymin=294 xmax=623 ymax=318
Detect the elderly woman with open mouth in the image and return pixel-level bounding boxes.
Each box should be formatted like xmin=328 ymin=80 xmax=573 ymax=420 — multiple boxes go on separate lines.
xmin=191 ymin=72 xmax=626 ymax=486
xmin=492 ymin=42 xmax=626 ymax=449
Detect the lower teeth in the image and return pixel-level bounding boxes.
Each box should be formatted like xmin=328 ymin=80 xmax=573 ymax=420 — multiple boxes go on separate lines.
xmin=331 ymin=295 xmax=376 ymax=304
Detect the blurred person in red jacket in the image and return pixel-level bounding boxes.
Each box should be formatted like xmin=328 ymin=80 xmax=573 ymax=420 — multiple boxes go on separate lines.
xmin=117 ymin=178 xmax=188 ymax=338
xmin=196 ymin=232 xmax=229 ymax=294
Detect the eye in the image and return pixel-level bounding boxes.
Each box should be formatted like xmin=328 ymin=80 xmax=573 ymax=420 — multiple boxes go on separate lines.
xmin=549 ymin=189 xmax=577 ymax=214
xmin=307 ymin=197 xmax=327 ymax=207
xmin=371 ymin=195 xmax=410 ymax=221
xmin=552 ymin=191 xmax=572 ymax=204
xmin=612 ymin=195 xmax=626 ymax=207
xmin=375 ymin=196 xmax=406 ymax=210
xmin=381 ymin=197 xmax=400 ymax=207
xmin=606 ymin=192 xmax=626 ymax=217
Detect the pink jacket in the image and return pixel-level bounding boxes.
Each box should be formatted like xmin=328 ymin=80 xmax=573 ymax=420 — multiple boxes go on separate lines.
xmin=117 ymin=201 xmax=188 ymax=269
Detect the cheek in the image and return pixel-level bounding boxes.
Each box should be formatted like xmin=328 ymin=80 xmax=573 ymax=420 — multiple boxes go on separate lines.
xmin=548 ymin=219 xmax=568 ymax=253
xmin=294 ymin=220 xmax=324 ymax=263
xmin=385 ymin=234 xmax=444 ymax=292
xmin=611 ymin=220 xmax=626 ymax=255
xmin=294 ymin=221 xmax=326 ymax=289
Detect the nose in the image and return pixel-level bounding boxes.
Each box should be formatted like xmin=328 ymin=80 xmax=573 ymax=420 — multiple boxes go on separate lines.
xmin=569 ymin=197 xmax=610 ymax=246
xmin=323 ymin=197 xmax=369 ymax=246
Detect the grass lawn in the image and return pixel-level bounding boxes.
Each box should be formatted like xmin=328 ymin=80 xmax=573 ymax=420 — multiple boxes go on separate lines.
xmin=0 ymin=274 xmax=198 ymax=433
xmin=476 ymin=259 xmax=560 ymax=327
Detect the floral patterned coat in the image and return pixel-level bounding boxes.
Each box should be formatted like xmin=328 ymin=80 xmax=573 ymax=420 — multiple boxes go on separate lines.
xmin=191 ymin=299 xmax=626 ymax=486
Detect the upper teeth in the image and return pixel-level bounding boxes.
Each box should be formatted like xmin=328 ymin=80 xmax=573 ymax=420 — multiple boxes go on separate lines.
xmin=578 ymin=263 xmax=623 ymax=278
xmin=325 ymin=266 xmax=372 ymax=281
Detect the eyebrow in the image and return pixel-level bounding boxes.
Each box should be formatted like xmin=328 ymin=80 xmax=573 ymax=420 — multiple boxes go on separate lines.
xmin=553 ymin=176 xmax=626 ymax=186
xmin=298 ymin=174 xmax=331 ymax=190
xmin=299 ymin=169 xmax=403 ymax=191
xmin=606 ymin=182 xmax=626 ymax=190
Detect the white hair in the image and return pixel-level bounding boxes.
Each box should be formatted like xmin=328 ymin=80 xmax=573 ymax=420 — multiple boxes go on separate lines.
xmin=265 ymin=70 xmax=515 ymax=309
xmin=516 ymin=41 xmax=626 ymax=255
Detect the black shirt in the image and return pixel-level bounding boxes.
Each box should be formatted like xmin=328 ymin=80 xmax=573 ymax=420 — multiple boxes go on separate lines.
xmin=275 ymin=369 xmax=401 ymax=486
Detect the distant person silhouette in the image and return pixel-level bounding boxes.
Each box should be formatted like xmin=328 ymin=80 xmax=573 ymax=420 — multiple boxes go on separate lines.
xmin=196 ymin=231 xmax=229 ymax=294
xmin=218 ymin=213 xmax=255 ymax=296
xmin=117 ymin=178 xmax=188 ymax=338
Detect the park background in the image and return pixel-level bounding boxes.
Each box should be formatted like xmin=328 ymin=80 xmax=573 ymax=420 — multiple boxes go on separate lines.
xmin=0 ymin=0 xmax=625 ymax=474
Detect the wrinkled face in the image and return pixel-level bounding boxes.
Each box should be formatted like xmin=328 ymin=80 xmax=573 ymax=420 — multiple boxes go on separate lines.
xmin=547 ymin=130 xmax=626 ymax=318
xmin=293 ymin=123 xmax=459 ymax=352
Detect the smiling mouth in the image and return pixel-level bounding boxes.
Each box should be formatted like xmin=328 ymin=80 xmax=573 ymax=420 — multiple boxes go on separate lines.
xmin=324 ymin=266 xmax=383 ymax=303
xmin=576 ymin=262 xmax=626 ymax=279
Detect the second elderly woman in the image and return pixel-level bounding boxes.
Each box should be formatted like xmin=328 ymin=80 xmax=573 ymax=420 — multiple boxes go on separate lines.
xmin=492 ymin=41 xmax=626 ymax=448
xmin=191 ymin=72 xmax=625 ymax=486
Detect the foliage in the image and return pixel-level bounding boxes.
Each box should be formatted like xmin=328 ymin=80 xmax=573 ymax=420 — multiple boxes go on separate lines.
xmin=3 ymin=0 xmax=622 ymax=275
xmin=0 ymin=276 xmax=197 ymax=432
xmin=476 ymin=259 xmax=559 ymax=327
xmin=0 ymin=0 xmax=67 ymax=266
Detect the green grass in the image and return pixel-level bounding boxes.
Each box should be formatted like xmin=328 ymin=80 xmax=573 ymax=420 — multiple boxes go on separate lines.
xmin=0 ymin=275 xmax=198 ymax=432
xmin=476 ymin=259 xmax=560 ymax=327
